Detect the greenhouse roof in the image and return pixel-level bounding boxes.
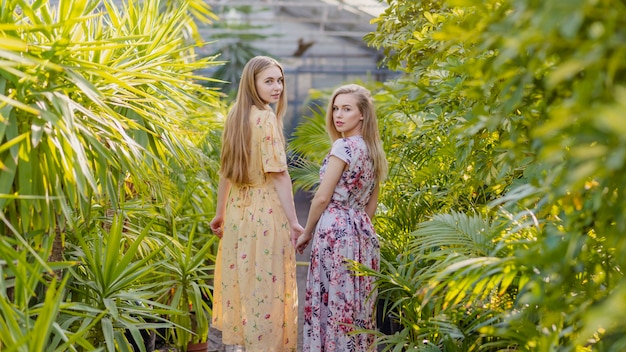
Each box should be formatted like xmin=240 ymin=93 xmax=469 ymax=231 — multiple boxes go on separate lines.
xmin=204 ymin=0 xmax=387 ymax=37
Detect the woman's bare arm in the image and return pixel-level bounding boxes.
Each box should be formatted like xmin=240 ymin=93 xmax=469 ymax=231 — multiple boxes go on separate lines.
xmin=295 ymin=156 xmax=345 ymax=254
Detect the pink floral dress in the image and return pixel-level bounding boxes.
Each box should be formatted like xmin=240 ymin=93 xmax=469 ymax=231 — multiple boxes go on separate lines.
xmin=212 ymin=106 xmax=298 ymax=352
xmin=303 ymin=135 xmax=380 ymax=352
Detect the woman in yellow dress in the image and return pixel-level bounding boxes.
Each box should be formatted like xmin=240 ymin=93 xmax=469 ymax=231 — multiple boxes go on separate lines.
xmin=210 ymin=56 xmax=303 ymax=351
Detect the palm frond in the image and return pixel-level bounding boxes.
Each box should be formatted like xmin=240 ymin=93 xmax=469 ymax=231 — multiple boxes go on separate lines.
xmin=288 ymin=105 xmax=330 ymax=162
xmin=411 ymin=211 xmax=496 ymax=257
xmin=288 ymin=157 xmax=320 ymax=192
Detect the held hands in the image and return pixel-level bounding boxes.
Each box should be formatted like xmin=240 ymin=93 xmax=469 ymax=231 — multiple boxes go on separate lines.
xmin=295 ymin=233 xmax=312 ymax=255
xmin=290 ymin=222 xmax=305 ymax=248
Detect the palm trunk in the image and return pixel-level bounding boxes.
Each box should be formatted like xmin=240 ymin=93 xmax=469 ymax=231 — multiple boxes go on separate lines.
xmin=48 ymin=226 xmax=64 ymax=281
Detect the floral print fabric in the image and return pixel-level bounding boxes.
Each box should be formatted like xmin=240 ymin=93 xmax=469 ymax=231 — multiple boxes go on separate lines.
xmin=212 ymin=106 xmax=298 ymax=352
xmin=303 ymin=135 xmax=380 ymax=352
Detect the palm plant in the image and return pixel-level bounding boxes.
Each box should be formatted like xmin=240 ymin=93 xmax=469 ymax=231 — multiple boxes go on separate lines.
xmin=288 ymin=101 xmax=331 ymax=192
xmin=158 ymin=225 xmax=216 ymax=349
xmin=64 ymin=211 xmax=173 ymax=350
xmin=293 ymin=1 xmax=626 ymax=350
xmin=201 ymin=5 xmax=276 ymax=97
xmin=358 ymin=0 xmax=626 ymax=350
xmin=145 ymin=165 xmax=219 ymax=350
xmin=0 ymin=233 xmax=96 ymax=350
xmin=0 ymin=0 xmax=225 ymax=349
xmin=349 ymin=210 xmax=527 ymax=351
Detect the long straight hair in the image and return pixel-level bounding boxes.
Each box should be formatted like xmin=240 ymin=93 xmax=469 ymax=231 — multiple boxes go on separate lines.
xmin=220 ymin=56 xmax=287 ymax=185
xmin=325 ymin=84 xmax=388 ymax=182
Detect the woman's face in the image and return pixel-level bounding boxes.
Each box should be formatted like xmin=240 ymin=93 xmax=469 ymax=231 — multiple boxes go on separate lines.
xmin=332 ymin=93 xmax=363 ymax=137
xmin=255 ymin=66 xmax=283 ymax=105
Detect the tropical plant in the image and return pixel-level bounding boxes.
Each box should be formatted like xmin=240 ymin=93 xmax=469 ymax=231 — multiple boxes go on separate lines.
xmin=351 ymin=0 xmax=626 ymax=350
xmin=145 ymin=168 xmax=219 ymax=349
xmin=288 ymin=103 xmax=330 ymax=192
xmin=201 ymin=5 xmax=276 ymax=97
xmin=0 ymin=235 xmax=95 ymax=351
xmin=0 ymin=0 xmax=225 ymax=349
xmin=293 ymin=0 xmax=626 ymax=350
xmin=159 ymin=226 xmax=216 ymax=349
xmin=64 ymin=211 xmax=173 ymax=350
xmin=352 ymin=210 xmax=529 ymax=351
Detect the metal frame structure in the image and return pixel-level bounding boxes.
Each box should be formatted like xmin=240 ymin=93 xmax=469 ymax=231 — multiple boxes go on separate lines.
xmin=204 ymin=0 xmax=384 ymax=38
xmin=201 ymin=0 xmax=397 ymax=128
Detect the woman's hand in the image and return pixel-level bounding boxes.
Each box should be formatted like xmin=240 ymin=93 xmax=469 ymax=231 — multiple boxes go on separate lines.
xmin=210 ymin=215 xmax=224 ymax=239
xmin=295 ymin=233 xmax=312 ymax=255
xmin=290 ymin=222 xmax=304 ymax=248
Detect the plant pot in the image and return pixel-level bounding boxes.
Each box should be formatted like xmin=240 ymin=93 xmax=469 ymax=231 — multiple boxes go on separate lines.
xmin=187 ymin=341 xmax=209 ymax=352
xmin=377 ymin=299 xmax=402 ymax=335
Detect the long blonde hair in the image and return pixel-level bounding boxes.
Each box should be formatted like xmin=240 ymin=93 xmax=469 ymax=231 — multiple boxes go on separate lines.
xmin=325 ymin=84 xmax=388 ymax=182
xmin=220 ymin=56 xmax=288 ymax=185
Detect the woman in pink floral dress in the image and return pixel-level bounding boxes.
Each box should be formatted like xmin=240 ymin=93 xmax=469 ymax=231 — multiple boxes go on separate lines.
xmin=210 ymin=56 xmax=303 ymax=352
xmin=296 ymin=84 xmax=388 ymax=351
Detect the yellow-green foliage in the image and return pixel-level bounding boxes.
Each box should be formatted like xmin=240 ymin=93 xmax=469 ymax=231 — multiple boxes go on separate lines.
xmin=360 ymin=0 xmax=626 ymax=350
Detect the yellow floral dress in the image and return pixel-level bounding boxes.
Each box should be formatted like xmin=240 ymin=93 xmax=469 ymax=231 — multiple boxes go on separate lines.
xmin=212 ymin=105 xmax=298 ymax=352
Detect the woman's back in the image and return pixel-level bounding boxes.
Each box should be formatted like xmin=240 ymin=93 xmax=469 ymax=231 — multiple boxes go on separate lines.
xmin=322 ymin=135 xmax=376 ymax=211
xmin=212 ymin=104 xmax=298 ymax=352
xmin=246 ymin=106 xmax=286 ymax=186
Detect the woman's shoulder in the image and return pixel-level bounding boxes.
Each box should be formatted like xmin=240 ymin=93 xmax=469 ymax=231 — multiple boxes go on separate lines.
xmin=250 ymin=105 xmax=275 ymax=126
xmin=250 ymin=105 xmax=275 ymax=121
xmin=330 ymin=137 xmax=356 ymax=160
xmin=333 ymin=135 xmax=363 ymax=148
xmin=250 ymin=104 xmax=273 ymax=115
xmin=331 ymin=136 xmax=368 ymax=162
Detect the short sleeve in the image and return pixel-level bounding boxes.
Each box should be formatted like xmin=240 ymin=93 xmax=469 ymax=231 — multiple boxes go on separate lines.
xmin=330 ymin=138 xmax=352 ymax=165
xmin=261 ymin=111 xmax=288 ymax=173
